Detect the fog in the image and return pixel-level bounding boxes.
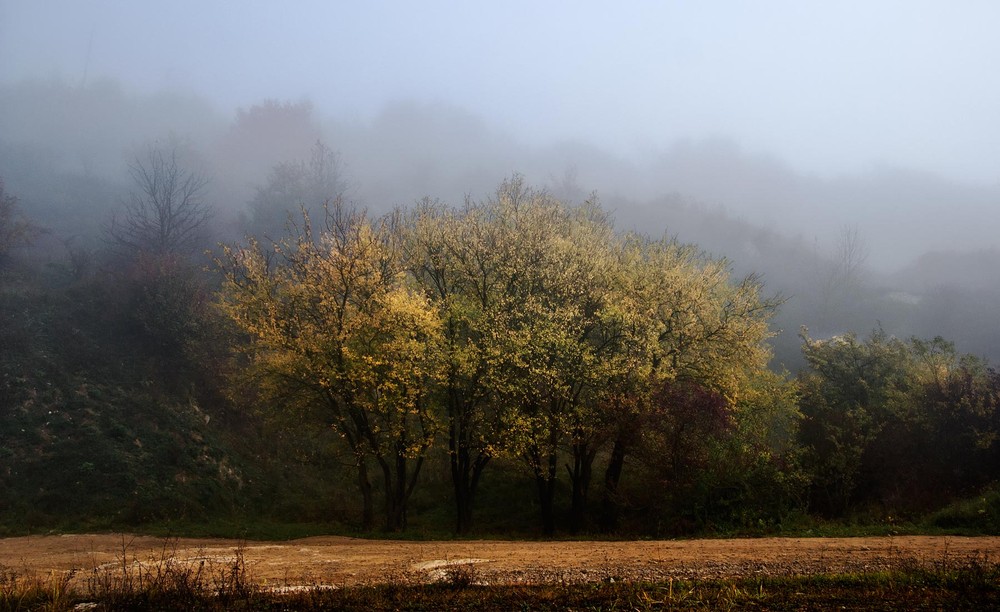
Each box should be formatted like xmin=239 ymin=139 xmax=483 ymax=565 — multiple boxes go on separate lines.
xmin=3 ymin=1 xmax=1000 ymax=368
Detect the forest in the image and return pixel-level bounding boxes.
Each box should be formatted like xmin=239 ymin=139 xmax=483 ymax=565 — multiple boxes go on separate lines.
xmin=2 ymin=80 xmax=1000 ymax=538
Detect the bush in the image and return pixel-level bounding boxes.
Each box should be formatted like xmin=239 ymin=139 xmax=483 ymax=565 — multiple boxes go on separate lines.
xmin=928 ymin=486 xmax=1000 ymax=534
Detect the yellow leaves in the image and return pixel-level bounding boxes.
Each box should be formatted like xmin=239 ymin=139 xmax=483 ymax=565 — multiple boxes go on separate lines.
xmin=218 ymin=178 xmax=782 ymax=473
xmin=622 ymin=234 xmax=777 ymax=392
xmin=217 ymin=203 xmax=444 ymax=457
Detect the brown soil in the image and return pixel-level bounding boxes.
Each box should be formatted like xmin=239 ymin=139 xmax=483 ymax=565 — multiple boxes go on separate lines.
xmin=1 ymin=534 xmax=997 ymax=588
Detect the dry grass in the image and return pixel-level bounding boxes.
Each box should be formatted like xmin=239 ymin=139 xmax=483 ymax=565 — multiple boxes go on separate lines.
xmin=0 ymin=540 xmax=997 ymax=610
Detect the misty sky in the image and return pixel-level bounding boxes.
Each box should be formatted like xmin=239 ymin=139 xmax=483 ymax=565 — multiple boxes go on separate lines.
xmin=2 ymin=1 xmax=1000 ymax=185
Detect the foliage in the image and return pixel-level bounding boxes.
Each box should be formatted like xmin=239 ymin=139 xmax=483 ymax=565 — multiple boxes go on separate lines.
xmin=799 ymin=329 xmax=1000 ymax=516
xmin=219 ymin=176 xmax=792 ymax=536
xmin=613 ymin=371 xmax=804 ymax=536
xmin=0 ymin=240 xmax=341 ymax=534
xmin=598 ymin=232 xmax=783 ymax=534
xmin=220 ymin=201 xmax=444 ymax=531
xmin=6 ymin=151 xmax=1000 ymax=538
xmin=0 ymin=375 xmax=242 ymax=530
xmin=715 ymin=369 xmax=808 ymax=529
xmin=798 ymin=329 xmax=913 ymax=515
xmin=927 ymin=485 xmax=1000 ymax=534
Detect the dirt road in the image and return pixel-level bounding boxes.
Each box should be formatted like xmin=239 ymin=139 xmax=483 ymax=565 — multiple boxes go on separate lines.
xmin=1 ymin=534 xmax=997 ymax=588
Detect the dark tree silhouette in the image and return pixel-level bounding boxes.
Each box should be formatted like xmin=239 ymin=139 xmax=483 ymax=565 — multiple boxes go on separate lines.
xmin=107 ymin=144 xmax=211 ymax=255
xmin=0 ymin=179 xmax=40 ymax=263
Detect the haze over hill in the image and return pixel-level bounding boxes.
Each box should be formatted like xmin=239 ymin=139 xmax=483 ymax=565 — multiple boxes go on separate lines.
xmin=5 ymin=2 xmax=999 ymax=181
xmin=2 ymin=2 xmax=1000 ymax=365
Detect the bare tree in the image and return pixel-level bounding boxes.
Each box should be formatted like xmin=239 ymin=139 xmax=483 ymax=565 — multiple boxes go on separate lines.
xmin=833 ymin=224 xmax=869 ymax=289
xmin=815 ymin=224 xmax=870 ymax=330
xmin=107 ymin=144 xmax=211 ymax=255
xmin=0 ymin=178 xmax=41 ymax=264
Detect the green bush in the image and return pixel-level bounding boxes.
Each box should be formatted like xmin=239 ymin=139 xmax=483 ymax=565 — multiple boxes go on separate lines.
xmin=928 ymin=486 xmax=1000 ymax=534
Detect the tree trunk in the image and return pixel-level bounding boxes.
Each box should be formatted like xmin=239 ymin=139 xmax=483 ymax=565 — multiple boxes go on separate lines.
xmin=451 ymin=442 xmax=489 ymax=534
xmin=356 ymin=458 xmax=375 ymax=532
xmin=378 ymin=455 xmax=401 ymax=532
xmin=599 ymin=435 xmax=628 ymax=533
xmin=448 ymin=386 xmax=491 ymax=535
xmin=393 ymin=451 xmax=409 ymax=531
xmin=453 ymin=472 xmax=472 ymax=535
xmin=450 ymin=411 xmax=472 ymax=534
xmin=532 ymin=443 xmax=559 ymax=536
xmin=567 ymin=439 xmax=596 ymax=534
xmin=536 ymin=472 xmax=557 ymax=536
xmin=377 ymin=445 xmax=427 ymax=532
xmin=379 ymin=455 xmax=404 ymax=532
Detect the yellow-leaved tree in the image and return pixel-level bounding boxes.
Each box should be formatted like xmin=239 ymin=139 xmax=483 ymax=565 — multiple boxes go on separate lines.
xmin=402 ymin=198 xmax=506 ymax=534
xmin=218 ymin=202 xmax=443 ymax=531
xmin=404 ymin=177 xmax=783 ymax=535
xmin=219 ymin=177 xmax=788 ymax=536
xmin=403 ymin=178 xmax=639 ymax=535
xmin=474 ymin=182 xmax=632 ymax=535
xmin=598 ymin=234 xmax=781 ymax=531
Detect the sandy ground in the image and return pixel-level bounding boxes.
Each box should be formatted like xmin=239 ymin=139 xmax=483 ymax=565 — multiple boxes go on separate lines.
xmin=0 ymin=534 xmax=997 ymax=588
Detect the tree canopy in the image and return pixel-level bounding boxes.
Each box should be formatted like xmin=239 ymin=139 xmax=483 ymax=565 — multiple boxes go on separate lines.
xmin=218 ymin=177 xmax=787 ymax=533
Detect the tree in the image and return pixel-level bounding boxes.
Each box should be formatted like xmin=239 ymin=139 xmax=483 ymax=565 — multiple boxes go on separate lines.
xmin=244 ymin=140 xmax=346 ymax=241
xmin=404 ymin=177 xmax=781 ymax=535
xmin=222 ymin=175 xmax=786 ymax=535
xmin=404 ymin=178 xmax=638 ymax=535
xmin=401 ymin=200 xmax=499 ymax=534
xmin=106 ymin=142 xmax=211 ymax=256
xmin=598 ymin=235 xmax=780 ymax=532
xmin=814 ymin=224 xmax=870 ymax=332
xmin=628 ymin=380 xmax=732 ymax=531
xmin=476 ymin=183 xmax=625 ymax=536
xmin=100 ymin=142 xmax=216 ymax=392
xmin=705 ymin=369 xmax=804 ymax=530
xmin=914 ymin=351 xmax=1000 ymax=497
xmin=219 ymin=202 xmax=443 ymax=531
xmin=214 ymin=100 xmax=320 ymax=186
xmin=800 ymin=330 xmax=1000 ymax=515
xmin=0 ymin=179 xmax=40 ymax=264
xmin=798 ymin=329 xmax=908 ymax=515
xmin=623 ymin=369 xmax=803 ymax=535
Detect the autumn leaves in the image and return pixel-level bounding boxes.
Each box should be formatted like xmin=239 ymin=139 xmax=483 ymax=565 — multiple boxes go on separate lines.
xmin=218 ymin=177 xmax=781 ymax=533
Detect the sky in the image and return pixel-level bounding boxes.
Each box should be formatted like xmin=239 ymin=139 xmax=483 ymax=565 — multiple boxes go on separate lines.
xmin=2 ymin=1 xmax=1000 ymax=185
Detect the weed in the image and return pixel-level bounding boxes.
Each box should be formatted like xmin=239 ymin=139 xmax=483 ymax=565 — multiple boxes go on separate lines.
xmin=442 ymin=562 xmax=478 ymax=589
xmin=0 ymin=564 xmax=51 ymax=611
xmin=0 ymin=543 xmax=998 ymax=610
xmin=80 ymin=536 xmax=262 ymax=610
